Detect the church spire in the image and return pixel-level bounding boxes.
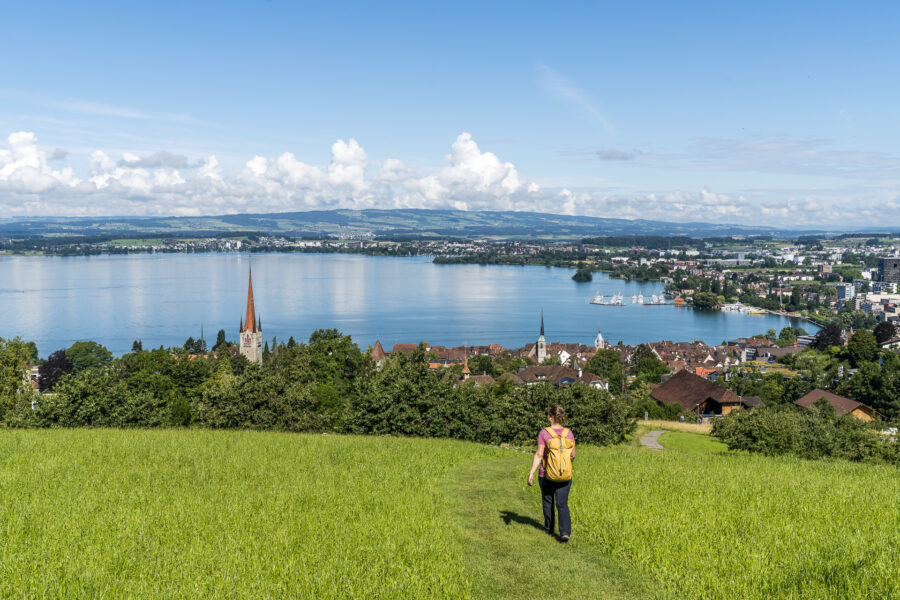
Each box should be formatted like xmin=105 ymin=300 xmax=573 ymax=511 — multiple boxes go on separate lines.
xmin=243 ymin=268 xmax=257 ymax=333
xmin=462 ymin=344 xmax=471 ymax=379
xmin=540 ymin=311 xmax=545 ymax=337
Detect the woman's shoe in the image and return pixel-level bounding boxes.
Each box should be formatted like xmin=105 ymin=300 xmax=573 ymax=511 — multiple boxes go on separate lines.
xmin=560 ymin=534 xmax=570 ymax=542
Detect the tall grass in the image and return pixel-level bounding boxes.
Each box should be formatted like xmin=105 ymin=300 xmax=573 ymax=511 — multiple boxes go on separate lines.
xmin=2 ymin=429 xmax=898 ymax=599
xmin=573 ymin=446 xmax=900 ymax=599
xmin=640 ymin=419 xmax=712 ymax=434
xmin=0 ymin=429 xmax=502 ymax=599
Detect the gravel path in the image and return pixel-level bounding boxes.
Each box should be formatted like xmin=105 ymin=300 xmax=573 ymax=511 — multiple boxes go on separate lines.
xmin=639 ymin=430 xmax=666 ymax=451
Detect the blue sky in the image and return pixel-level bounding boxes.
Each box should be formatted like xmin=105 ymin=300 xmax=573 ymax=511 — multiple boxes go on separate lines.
xmin=1 ymin=1 xmax=899 ymax=227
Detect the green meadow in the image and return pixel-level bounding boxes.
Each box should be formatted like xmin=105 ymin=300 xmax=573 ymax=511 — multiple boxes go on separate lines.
xmin=1 ymin=429 xmax=898 ymax=599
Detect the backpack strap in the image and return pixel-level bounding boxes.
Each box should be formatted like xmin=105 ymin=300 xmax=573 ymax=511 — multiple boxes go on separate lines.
xmin=545 ymin=427 xmax=559 ymax=439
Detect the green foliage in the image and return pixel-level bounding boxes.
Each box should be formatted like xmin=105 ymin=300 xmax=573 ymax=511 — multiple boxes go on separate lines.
xmin=629 ymin=344 xmax=669 ymax=384
xmin=584 ymin=349 xmax=625 ymax=392
xmin=813 ymin=322 xmax=843 ymax=350
xmin=344 ymin=354 xmax=635 ymax=446
xmin=65 ymin=341 xmax=113 ymax=372
xmin=571 ymin=267 xmax=593 ymax=282
xmin=774 ymin=326 xmax=807 ymax=347
xmin=712 ymin=404 xmax=895 ymax=464
xmin=847 ymin=329 xmax=877 ymax=366
xmin=540 ymin=354 xmax=562 ymax=366
xmin=17 ymin=330 xmax=635 ymax=446
xmin=214 ymin=329 xmax=227 ymax=350
xmin=832 ymin=308 xmax=878 ymax=331
xmin=467 ymin=355 xmax=496 ymax=377
xmin=0 ymin=337 xmax=35 ymax=422
xmin=691 ymin=291 xmax=719 ymax=310
xmin=38 ymin=349 xmax=73 ymax=392
xmin=874 ymin=321 xmax=896 ymax=344
xmin=724 ymin=370 xmax=788 ymax=405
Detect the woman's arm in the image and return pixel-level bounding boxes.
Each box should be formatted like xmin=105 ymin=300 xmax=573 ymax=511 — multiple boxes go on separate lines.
xmin=527 ymin=444 xmax=545 ymax=486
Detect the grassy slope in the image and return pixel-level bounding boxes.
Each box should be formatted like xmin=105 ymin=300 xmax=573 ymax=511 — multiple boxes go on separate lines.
xmin=0 ymin=430 xmax=503 ymax=599
xmin=576 ymin=445 xmax=900 ymax=599
xmin=2 ymin=429 xmax=899 ymax=599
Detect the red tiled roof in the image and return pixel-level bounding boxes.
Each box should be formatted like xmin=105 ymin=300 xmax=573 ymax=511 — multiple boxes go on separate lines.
xmin=371 ymin=340 xmax=386 ymax=361
xmin=693 ymin=366 xmax=718 ymax=379
xmin=516 ymin=365 xmax=604 ymax=387
xmin=392 ymin=343 xmax=418 ymax=355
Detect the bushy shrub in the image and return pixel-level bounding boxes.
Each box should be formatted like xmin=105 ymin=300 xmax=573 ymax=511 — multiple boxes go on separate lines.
xmin=712 ymin=404 xmax=897 ymax=465
xmin=13 ymin=332 xmax=636 ymax=447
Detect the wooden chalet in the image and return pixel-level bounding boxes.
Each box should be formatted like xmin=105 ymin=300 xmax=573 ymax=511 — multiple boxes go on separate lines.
xmin=794 ymin=389 xmax=882 ymax=422
xmin=649 ymin=369 xmax=755 ymax=416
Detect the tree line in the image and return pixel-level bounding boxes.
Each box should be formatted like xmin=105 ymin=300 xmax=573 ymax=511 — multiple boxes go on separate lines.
xmin=0 ymin=330 xmax=637 ymax=447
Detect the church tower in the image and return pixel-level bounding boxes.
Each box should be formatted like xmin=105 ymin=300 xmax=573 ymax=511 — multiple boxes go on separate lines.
xmin=594 ymin=327 xmax=606 ymax=350
xmin=536 ymin=311 xmax=547 ymax=364
xmin=239 ymin=268 xmax=263 ymax=364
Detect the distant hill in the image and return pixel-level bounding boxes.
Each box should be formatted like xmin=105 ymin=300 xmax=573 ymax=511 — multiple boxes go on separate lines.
xmin=0 ymin=208 xmax=791 ymax=239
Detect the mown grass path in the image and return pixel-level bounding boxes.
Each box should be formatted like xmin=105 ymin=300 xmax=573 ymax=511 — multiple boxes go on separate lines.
xmin=446 ymin=455 xmax=665 ymax=600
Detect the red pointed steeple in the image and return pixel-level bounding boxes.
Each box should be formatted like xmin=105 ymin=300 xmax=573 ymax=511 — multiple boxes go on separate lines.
xmin=243 ymin=268 xmax=257 ymax=333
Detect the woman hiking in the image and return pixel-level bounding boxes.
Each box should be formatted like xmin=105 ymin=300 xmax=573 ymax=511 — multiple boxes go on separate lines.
xmin=527 ymin=404 xmax=575 ymax=541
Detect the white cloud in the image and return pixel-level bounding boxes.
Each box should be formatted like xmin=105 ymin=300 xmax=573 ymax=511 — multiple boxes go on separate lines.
xmin=0 ymin=129 xmax=898 ymax=228
xmin=0 ymin=132 xmax=80 ymax=193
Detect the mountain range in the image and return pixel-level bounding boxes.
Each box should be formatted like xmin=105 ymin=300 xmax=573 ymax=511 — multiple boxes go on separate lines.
xmin=0 ymin=209 xmax=871 ymax=239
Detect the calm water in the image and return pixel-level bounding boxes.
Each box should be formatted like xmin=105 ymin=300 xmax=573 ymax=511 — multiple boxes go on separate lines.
xmin=0 ymin=253 xmax=816 ymax=356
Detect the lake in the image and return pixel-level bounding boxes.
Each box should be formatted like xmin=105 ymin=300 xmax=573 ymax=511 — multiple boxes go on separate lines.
xmin=0 ymin=253 xmax=816 ymax=356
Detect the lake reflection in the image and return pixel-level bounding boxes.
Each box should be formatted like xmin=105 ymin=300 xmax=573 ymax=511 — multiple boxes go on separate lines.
xmin=0 ymin=253 xmax=816 ymax=356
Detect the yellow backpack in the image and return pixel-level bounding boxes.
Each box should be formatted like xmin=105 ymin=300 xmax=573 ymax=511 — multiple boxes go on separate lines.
xmin=543 ymin=427 xmax=574 ymax=482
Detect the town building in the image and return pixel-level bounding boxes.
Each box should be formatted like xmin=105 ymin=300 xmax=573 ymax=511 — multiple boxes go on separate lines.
xmin=649 ymin=369 xmax=759 ymax=417
xmin=371 ymin=340 xmax=386 ymax=370
xmin=511 ymin=365 xmax=607 ymax=390
xmin=878 ymin=257 xmax=900 ymax=283
xmin=794 ymin=389 xmax=881 ymax=422
xmin=594 ymin=328 xmax=607 ymax=350
xmin=238 ymin=268 xmax=263 ymax=364
xmin=835 ymin=283 xmax=855 ymax=302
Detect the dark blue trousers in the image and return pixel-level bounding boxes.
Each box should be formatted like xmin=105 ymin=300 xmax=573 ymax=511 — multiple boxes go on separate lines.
xmin=539 ymin=476 xmax=572 ymax=536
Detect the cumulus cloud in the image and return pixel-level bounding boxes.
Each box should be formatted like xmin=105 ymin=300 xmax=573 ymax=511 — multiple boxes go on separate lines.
xmin=0 ymin=130 xmax=547 ymax=217
xmin=49 ymin=148 xmax=68 ymax=161
xmin=0 ymin=129 xmax=896 ymax=228
xmin=0 ymin=132 xmax=80 ymax=194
